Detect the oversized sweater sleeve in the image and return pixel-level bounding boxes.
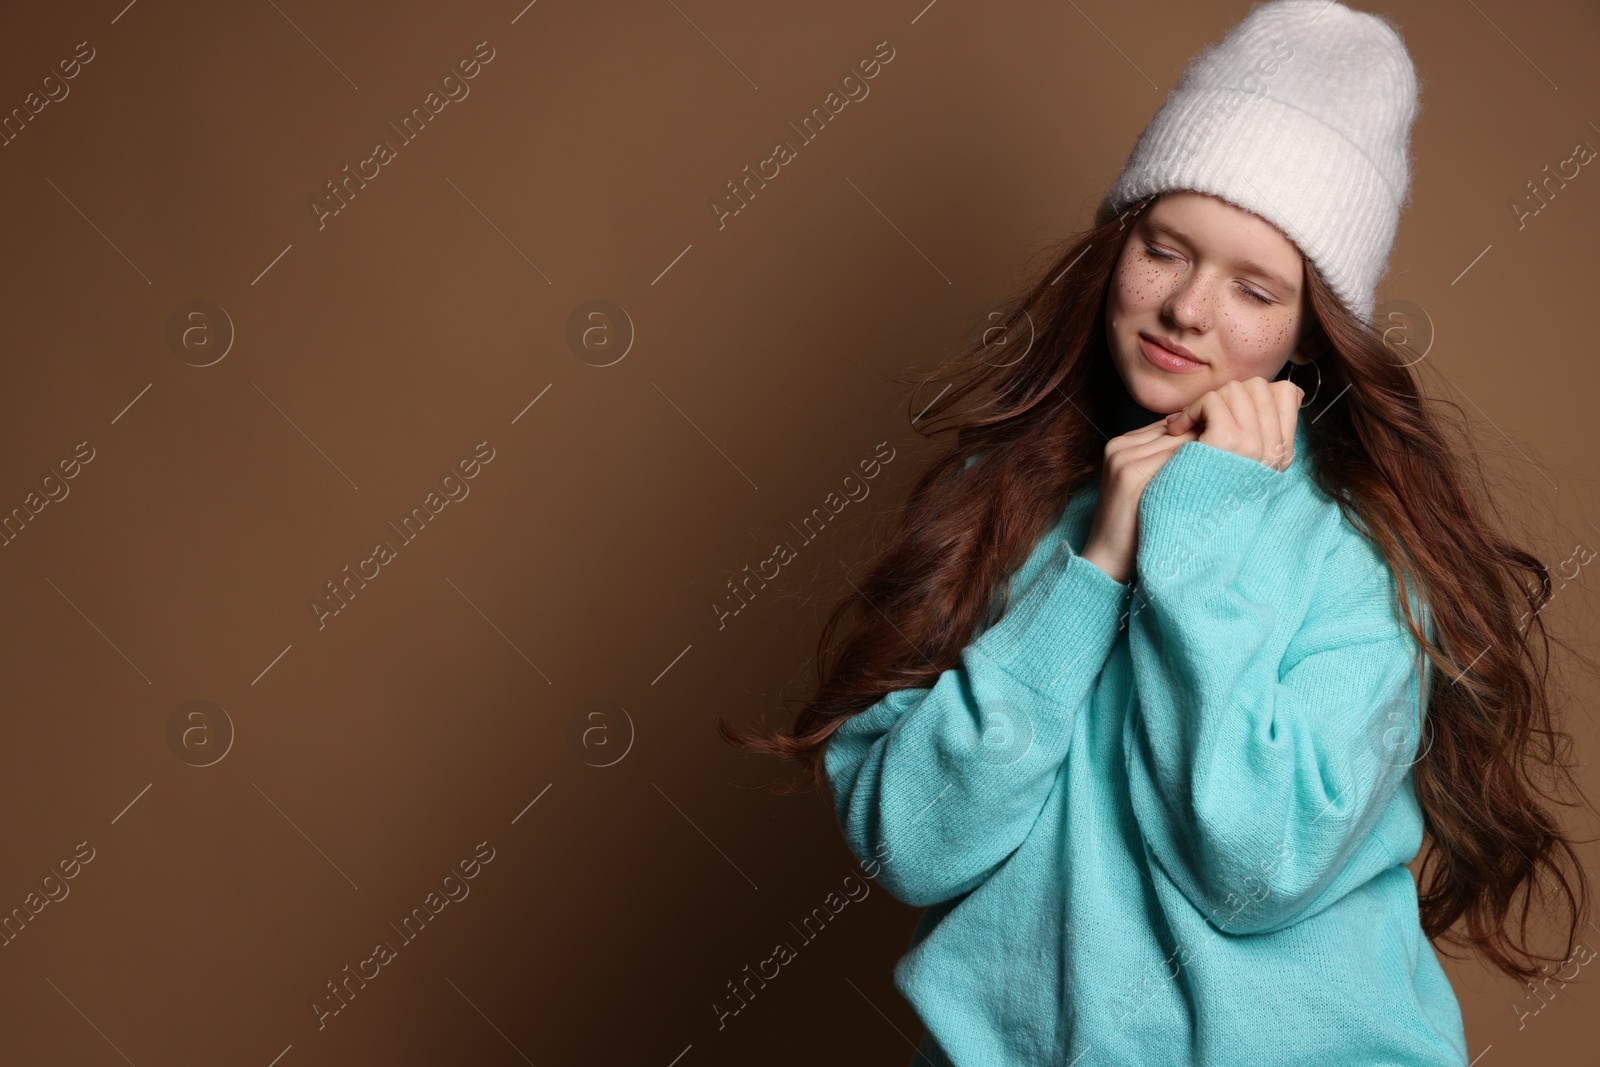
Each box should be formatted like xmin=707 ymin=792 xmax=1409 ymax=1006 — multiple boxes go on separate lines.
xmin=1125 ymin=440 xmax=1431 ymax=936
xmin=823 ymin=540 xmax=1132 ymax=908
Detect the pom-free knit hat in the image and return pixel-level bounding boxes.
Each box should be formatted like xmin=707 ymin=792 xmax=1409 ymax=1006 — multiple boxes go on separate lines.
xmin=1102 ymin=0 xmax=1421 ymax=325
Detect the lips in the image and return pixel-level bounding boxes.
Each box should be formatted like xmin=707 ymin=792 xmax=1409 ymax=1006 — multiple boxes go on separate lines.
xmin=1139 ymin=332 xmax=1200 ymax=362
xmin=1137 ymin=333 xmax=1205 ymax=372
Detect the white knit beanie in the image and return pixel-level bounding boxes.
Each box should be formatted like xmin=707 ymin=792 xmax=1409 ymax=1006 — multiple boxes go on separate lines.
xmin=1104 ymin=0 xmax=1421 ymax=326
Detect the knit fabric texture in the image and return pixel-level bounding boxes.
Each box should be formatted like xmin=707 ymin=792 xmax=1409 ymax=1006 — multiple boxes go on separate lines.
xmin=1104 ymin=0 xmax=1422 ymax=326
xmin=823 ymin=421 xmax=1469 ymax=1065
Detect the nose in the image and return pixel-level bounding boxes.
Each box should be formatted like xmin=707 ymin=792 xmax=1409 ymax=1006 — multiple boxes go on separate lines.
xmin=1163 ymin=272 xmax=1213 ymax=331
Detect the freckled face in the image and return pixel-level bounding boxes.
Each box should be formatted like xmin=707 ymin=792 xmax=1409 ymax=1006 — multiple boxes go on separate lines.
xmin=1104 ymin=190 xmax=1310 ymax=415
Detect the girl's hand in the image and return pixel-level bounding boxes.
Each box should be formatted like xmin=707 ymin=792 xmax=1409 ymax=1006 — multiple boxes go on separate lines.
xmin=1081 ymin=418 xmax=1199 ymax=585
xmin=1163 ymin=376 xmax=1304 ymax=471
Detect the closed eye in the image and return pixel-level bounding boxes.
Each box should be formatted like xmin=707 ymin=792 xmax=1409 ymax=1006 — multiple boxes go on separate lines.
xmin=1142 ymin=245 xmax=1275 ymax=306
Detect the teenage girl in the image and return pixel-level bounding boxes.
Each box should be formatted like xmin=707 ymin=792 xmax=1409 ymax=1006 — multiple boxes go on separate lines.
xmin=721 ymin=3 xmax=1591 ymax=1064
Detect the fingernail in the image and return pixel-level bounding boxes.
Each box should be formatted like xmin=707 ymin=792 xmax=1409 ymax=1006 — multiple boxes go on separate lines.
xmin=1165 ymin=412 xmax=1178 ymax=422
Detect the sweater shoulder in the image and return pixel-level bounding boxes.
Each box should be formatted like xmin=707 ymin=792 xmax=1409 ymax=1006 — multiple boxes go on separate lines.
xmin=1278 ymin=463 xmax=1392 ymax=587
xmin=1274 ymin=468 xmax=1424 ymax=656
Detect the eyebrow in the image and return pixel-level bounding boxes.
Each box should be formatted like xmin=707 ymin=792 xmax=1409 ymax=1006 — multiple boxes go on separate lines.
xmin=1142 ymin=218 xmax=1301 ymax=297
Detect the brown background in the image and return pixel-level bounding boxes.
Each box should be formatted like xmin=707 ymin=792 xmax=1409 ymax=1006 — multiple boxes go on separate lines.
xmin=1 ymin=1 xmax=1596 ymax=1064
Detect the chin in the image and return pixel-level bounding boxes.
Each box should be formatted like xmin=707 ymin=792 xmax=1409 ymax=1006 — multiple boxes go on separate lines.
xmin=1123 ymin=366 xmax=1190 ymax=414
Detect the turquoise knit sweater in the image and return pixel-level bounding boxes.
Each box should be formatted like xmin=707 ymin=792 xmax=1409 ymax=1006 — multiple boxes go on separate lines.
xmin=823 ymin=420 xmax=1469 ymax=1066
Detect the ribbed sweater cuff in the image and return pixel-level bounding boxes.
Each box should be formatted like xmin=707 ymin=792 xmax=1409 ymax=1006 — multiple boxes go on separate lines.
xmin=1137 ymin=441 xmax=1294 ymax=586
xmin=971 ymin=547 xmax=1131 ymax=706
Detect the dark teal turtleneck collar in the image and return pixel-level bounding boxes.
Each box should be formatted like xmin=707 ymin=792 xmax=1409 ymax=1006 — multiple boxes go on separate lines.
xmin=1104 ymin=373 xmax=1166 ymax=439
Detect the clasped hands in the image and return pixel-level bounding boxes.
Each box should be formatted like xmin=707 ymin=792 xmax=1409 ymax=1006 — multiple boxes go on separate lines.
xmin=1080 ymin=377 xmax=1303 ymax=585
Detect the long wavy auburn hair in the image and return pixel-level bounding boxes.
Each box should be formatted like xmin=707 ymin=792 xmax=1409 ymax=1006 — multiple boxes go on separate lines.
xmin=717 ymin=192 xmax=1595 ymax=983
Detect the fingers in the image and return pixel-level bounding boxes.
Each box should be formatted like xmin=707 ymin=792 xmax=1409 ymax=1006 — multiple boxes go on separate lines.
xmin=1108 ymin=416 xmax=1185 ymax=459
xmin=1133 ymin=372 xmax=1310 ymax=472
xmin=1243 ymin=378 xmax=1285 ymax=470
xmin=1227 ymin=380 xmax=1269 ymax=464
xmin=1162 ymin=377 xmax=1302 ymax=469
xmin=1124 ymin=426 xmax=1197 ymax=459
xmin=1271 ymin=380 xmax=1302 ymax=467
xmin=1165 ymin=393 xmax=1210 ymax=436
xmin=1106 ymin=427 xmax=1198 ymax=483
xmin=1123 ymin=416 xmax=1179 ymax=440
xmin=1193 ymin=388 xmax=1239 ymax=446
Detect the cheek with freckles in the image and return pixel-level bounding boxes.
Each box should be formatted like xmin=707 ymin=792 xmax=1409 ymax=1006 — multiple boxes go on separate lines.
xmin=1114 ymin=254 xmax=1177 ymax=315
xmin=1214 ymin=304 xmax=1300 ymax=379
